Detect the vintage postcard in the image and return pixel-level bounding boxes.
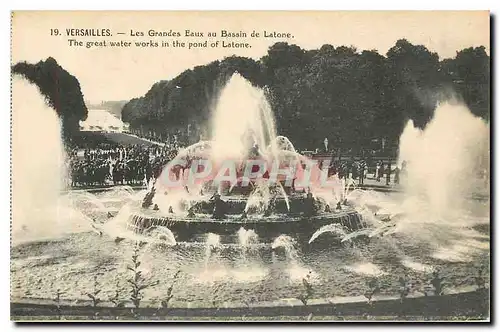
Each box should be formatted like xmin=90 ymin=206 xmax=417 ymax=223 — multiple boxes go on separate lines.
xmin=10 ymin=10 xmax=490 ymax=322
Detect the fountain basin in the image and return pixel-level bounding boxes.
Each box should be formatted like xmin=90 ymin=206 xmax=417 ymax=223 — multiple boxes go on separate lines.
xmin=159 ymin=193 xmax=341 ymax=215
xmin=127 ymin=209 xmax=364 ymax=244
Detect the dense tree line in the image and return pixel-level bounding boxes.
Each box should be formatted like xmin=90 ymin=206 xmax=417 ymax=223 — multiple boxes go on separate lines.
xmin=122 ymin=56 xmax=264 ymax=142
xmin=12 ymin=57 xmax=88 ymax=139
xmin=121 ymin=39 xmax=489 ymax=152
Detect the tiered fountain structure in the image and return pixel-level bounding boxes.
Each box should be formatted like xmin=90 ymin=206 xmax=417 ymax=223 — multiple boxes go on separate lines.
xmin=126 ymin=73 xmax=364 ymax=244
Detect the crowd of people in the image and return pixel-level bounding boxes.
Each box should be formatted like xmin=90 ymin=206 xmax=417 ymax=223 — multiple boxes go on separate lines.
xmin=68 ymin=142 xmax=183 ymax=188
xmin=324 ymin=158 xmax=405 ymax=186
xmin=67 ymin=139 xmax=406 ymax=189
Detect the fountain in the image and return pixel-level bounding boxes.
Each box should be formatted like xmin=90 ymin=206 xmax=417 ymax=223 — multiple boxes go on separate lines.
xmin=10 ymin=72 xmax=490 ymax=315
xmin=11 ymin=76 xmax=94 ymax=245
xmin=126 ymin=73 xmax=364 ymax=245
xmin=397 ymin=101 xmax=490 ymax=216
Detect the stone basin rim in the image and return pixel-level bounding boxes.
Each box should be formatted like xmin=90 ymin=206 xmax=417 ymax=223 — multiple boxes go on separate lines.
xmin=10 ymin=285 xmax=486 ymax=310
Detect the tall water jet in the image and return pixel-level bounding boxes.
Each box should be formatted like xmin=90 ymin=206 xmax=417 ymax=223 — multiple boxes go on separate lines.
xmin=203 ymin=233 xmax=221 ymax=270
xmin=271 ymin=235 xmax=299 ymax=262
xmin=237 ymin=227 xmax=258 ymax=247
xmin=397 ymin=119 xmax=421 ymax=168
xmin=237 ymin=227 xmax=258 ymax=261
xmin=397 ymin=101 xmax=489 ymax=216
xmin=210 ymin=73 xmax=277 ymax=161
xmin=11 ymin=76 xmax=92 ymax=244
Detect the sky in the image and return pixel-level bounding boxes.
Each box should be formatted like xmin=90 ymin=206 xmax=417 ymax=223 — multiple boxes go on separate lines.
xmin=11 ymin=11 xmax=490 ymax=103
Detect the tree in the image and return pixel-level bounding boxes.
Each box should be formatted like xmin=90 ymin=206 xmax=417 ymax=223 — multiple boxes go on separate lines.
xmin=385 ymin=39 xmax=443 ymax=130
xmin=120 ymin=40 xmax=489 ymax=153
xmin=442 ymin=46 xmax=490 ymax=119
xmin=12 ymin=57 xmax=88 ymax=140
